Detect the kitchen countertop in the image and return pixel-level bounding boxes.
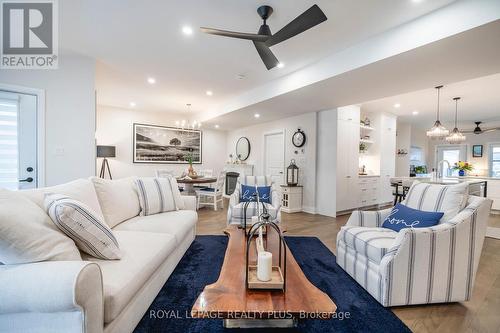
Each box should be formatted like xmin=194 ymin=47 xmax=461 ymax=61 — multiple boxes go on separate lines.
xmin=358 ymin=175 xmax=380 ymax=178
xmin=391 ymin=176 xmax=489 ymax=185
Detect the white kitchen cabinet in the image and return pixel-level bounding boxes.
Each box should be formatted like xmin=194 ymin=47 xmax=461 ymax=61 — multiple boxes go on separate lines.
xmin=336 ymin=106 xmax=360 ymax=211
xmin=379 ymin=114 xmax=397 ymax=204
xmin=487 ymin=179 xmax=500 ymax=211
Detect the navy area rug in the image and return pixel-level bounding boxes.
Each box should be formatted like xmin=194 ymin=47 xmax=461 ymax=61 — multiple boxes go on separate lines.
xmin=134 ymin=235 xmax=410 ymax=333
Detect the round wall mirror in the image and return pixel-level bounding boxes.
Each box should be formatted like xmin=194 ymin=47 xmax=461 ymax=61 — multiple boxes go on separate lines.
xmin=236 ymin=137 xmax=251 ymax=161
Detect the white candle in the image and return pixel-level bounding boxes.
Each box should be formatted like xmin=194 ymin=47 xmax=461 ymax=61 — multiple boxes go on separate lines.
xmin=251 ymin=215 xmax=259 ymax=225
xmin=257 ymin=251 xmax=272 ymax=282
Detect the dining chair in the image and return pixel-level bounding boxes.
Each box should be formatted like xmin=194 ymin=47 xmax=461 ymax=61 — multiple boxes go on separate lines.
xmin=196 ymin=171 xmax=226 ymax=210
xmin=155 ymin=169 xmax=184 ymax=192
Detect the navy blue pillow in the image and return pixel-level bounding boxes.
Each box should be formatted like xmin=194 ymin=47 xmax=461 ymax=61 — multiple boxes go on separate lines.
xmin=240 ymin=185 xmax=271 ymax=204
xmin=382 ymin=203 xmax=444 ymax=232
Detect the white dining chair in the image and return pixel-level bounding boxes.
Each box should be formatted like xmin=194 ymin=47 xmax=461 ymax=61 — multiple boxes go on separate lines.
xmin=196 ymin=171 xmax=226 ymax=210
xmin=155 ymin=169 xmax=175 ymax=178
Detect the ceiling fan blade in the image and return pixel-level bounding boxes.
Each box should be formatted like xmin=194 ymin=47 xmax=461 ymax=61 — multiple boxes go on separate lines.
xmin=265 ymin=4 xmax=327 ymax=47
xmin=253 ymin=41 xmax=279 ymax=70
xmin=200 ymin=27 xmax=269 ymax=42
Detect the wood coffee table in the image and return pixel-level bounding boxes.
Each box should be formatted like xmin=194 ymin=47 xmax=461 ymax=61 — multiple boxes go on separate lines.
xmin=191 ymin=226 xmax=336 ymax=328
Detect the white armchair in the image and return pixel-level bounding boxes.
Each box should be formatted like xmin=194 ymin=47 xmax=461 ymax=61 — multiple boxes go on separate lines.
xmin=336 ymin=186 xmax=492 ymax=307
xmin=227 ymin=175 xmax=281 ymax=225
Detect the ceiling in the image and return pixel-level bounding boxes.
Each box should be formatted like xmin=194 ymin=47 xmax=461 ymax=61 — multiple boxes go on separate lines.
xmin=203 ymin=20 xmax=500 ymax=129
xmin=362 ymin=73 xmax=500 ymax=130
xmin=59 ymin=0 xmax=456 ymax=114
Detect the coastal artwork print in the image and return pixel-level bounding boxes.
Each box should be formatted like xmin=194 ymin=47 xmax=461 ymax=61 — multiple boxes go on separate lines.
xmin=133 ymin=123 xmax=202 ymax=164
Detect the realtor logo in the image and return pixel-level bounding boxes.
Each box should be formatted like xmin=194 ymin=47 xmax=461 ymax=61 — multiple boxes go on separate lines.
xmin=1 ymin=0 xmax=58 ymax=69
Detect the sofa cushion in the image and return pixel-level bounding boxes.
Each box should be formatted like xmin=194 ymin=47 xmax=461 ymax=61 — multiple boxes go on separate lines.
xmin=382 ymin=203 xmax=443 ymax=232
xmin=113 ymin=210 xmax=197 ymax=244
xmin=82 ymin=231 xmax=176 ymax=323
xmin=0 ymin=189 xmax=81 ymax=264
xmin=404 ymin=181 xmax=469 ymax=223
xmin=91 ymin=177 xmax=140 ymax=228
xmin=338 ymin=226 xmax=398 ymax=264
xmin=44 ymin=193 xmax=121 ymax=260
xmin=20 ymin=178 xmax=105 ymax=221
xmin=135 ymin=177 xmax=178 ymax=216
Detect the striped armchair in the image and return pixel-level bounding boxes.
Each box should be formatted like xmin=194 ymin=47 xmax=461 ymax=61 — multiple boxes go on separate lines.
xmin=227 ymin=175 xmax=281 ymax=226
xmin=336 ymin=182 xmax=492 ymax=307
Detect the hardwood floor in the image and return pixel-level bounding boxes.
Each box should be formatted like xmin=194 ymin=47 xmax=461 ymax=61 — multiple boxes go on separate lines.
xmin=196 ymin=201 xmax=500 ymax=333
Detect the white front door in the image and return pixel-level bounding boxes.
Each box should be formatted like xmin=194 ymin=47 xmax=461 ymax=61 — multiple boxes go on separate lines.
xmin=264 ymin=131 xmax=285 ymax=185
xmin=0 ymin=90 xmax=38 ymax=190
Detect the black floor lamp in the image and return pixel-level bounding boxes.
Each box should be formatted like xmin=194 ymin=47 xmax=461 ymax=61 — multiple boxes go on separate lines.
xmin=97 ymin=145 xmax=116 ymax=179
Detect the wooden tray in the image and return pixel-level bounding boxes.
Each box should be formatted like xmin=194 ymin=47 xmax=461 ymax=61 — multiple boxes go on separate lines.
xmin=248 ymin=265 xmax=284 ymax=290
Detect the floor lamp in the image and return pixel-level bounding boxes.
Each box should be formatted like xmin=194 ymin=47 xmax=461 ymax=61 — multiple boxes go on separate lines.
xmin=97 ymin=145 xmax=115 ymax=179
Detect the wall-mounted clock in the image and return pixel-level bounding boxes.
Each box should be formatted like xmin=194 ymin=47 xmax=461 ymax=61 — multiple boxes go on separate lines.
xmin=292 ymin=128 xmax=306 ymax=147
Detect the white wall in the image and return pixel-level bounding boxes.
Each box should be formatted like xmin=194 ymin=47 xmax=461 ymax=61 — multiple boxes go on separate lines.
xmin=396 ymin=121 xmax=411 ymax=177
xmin=96 ymin=105 xmax=227 ymax=178
xmin=226 ymin=112 xmax=317 ymax=213
xmin=426 ymin=130 xmax=500 ymax=176
xmin=315 ymin=109 xmax=337 ymax=217
xmin=0 ymin=55 xmax=96 ymax=186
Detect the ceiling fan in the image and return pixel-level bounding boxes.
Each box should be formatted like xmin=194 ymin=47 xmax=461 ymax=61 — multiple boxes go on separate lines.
xmin=463 ymin=121 xmax=499 ymax=135
xmin=200 ymin=4 xmax=327 ymax=70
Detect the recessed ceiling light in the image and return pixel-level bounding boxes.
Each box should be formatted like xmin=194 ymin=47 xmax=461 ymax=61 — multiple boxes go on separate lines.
xmin=147 ymin=77 xmax=156 ymax=84
xmin=129 ymin=102 xmax=136 ymax=107
xmin=394 ymin=103 xmax=401 ymax=108
xmin=412 ymin=111 xmax=419 ymax=115
xmin=214 ymin=124 xmax=220 ymax=129
xmin=254 ymin=113 xmax=260 ymax=118
xmin=182 ymin=26 xmax=193 ymax=35
xmin=206 ymin=90 xmax=213 ymax=96
xmin=277 ymin=63 xmax=285 ymax=69
xmin=411 ymin=0 xmax=424 ymax=3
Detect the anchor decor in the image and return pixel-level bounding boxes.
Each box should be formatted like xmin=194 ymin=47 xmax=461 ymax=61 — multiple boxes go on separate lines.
xmin=245 ymin=190 xmax=287 ymax=291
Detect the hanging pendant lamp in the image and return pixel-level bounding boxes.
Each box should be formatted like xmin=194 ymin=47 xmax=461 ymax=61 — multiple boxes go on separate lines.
xmin=426 ymin=85 xmax=449 ymax=138
xmin=446 ymin=97 xmax=466 ymax=143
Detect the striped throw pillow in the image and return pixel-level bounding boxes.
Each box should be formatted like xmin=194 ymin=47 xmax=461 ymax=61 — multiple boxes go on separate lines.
xmin=44 ymin=193 xmax=121 ymax=260
xmin=134 ymin=177 xmax=178 ymax=216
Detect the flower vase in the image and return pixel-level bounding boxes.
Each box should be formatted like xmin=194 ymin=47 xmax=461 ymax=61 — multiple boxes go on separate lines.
xmin=459 ymin=170 xmax=465 ymax=177
xmin=188 ymin=164 xmax=197 ymax=178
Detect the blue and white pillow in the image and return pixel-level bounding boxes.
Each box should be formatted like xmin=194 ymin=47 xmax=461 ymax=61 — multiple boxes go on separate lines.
xmin=240 ymin=185 xmax=271 ymax=204
xmin=44 ymin=193 xmax=121 ymax=260
xmin=382 ymin=203 xmax=444 ymax=232
xmin=135 ymin=177 xmax=179 ymax=216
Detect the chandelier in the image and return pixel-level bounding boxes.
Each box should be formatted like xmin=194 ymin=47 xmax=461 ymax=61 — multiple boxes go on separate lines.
xmin=426 ymin=85 xmax=449 ymax=138
xmin=446 ymin=97 xmax=466 ymax=143
xmin=175 ymin=119 xmax=202 ymax=129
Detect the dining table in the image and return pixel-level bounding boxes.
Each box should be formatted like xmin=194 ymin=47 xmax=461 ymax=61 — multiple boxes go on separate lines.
xmin=176 ymin=176 xmax=217 ymax=195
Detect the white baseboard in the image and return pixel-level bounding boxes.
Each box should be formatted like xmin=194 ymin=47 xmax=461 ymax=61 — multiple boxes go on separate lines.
xmin=301 ymin=206 xmax=316 ymax=214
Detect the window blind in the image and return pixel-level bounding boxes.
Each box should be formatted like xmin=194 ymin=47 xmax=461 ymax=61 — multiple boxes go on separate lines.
xmin=0 ymin=99 xmax=19 ymax=190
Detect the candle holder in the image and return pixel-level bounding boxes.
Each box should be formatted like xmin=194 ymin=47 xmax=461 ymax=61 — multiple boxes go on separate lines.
xmin=245 ymin=212 xmax=287 ymax=291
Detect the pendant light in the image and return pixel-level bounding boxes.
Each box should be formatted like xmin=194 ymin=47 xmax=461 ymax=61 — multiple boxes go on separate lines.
xmin=446 ymin=97 xmax=466 ymax=143
xmin=426 ymin=85 xmax=449 ymax=138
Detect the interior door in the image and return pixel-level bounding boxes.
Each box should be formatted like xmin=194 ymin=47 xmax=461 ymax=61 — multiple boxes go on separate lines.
xmin=264 ymin=131 xmax=285 ymax=185
xmin=0 ymin=91 xmax=38 ymax=190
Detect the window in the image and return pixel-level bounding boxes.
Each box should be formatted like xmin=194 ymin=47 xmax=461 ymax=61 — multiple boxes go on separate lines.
xmin=436 ymin=145 xmax=467 ymax=177
xmin=410 ymin=146 xmax=424 ymax=166
xmin=0 ymin=98 xmax=19 ymax=190
xmin=490 ymin=143 xmax=500 ymax=178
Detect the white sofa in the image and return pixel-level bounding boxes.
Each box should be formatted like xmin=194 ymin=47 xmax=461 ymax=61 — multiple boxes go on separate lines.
xmin=0 ymin=178 xmax=198 ymax=333
xmin=336 ymin=182 xmax=492 ymax=307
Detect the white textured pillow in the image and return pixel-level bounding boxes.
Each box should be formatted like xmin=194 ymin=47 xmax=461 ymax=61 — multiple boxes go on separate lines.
xmin=91 ymin=177 xmax=141 ymax=228
xmin=404 ymin=181 xmax=469 ymax=223
xmin=21 ymin=178 xmax=105 ymax=221
xmin=169 ymin=177 xmax=185 ymax=210
xmin=44 ymin=193 xmax=121 ymax=260
xmin=135 ymin=177 xmax=179 ymax=216
xmin=0 ymin=189 xmax=81 ymax=264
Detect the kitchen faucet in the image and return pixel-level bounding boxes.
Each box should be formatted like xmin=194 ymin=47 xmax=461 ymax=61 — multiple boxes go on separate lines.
xmin=437 ymin=160 xmax=451 ymax=178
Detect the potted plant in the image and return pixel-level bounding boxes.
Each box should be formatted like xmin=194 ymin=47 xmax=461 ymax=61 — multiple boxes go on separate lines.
xmin=185 ymin=152 xmax=197 ymax=178
xmin=414 ymin=166 xmax=427 ymax=174
xmin=452 ymin=161 xmax=473 ymax=177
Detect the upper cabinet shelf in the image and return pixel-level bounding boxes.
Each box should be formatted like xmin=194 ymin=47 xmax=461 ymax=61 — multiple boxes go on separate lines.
xmin=360 ymin=124 xmax=375 ymax=131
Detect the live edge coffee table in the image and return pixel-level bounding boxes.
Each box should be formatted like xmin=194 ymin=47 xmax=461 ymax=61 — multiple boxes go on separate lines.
xmin=191 ymin=225 xmax=336 ymax=328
